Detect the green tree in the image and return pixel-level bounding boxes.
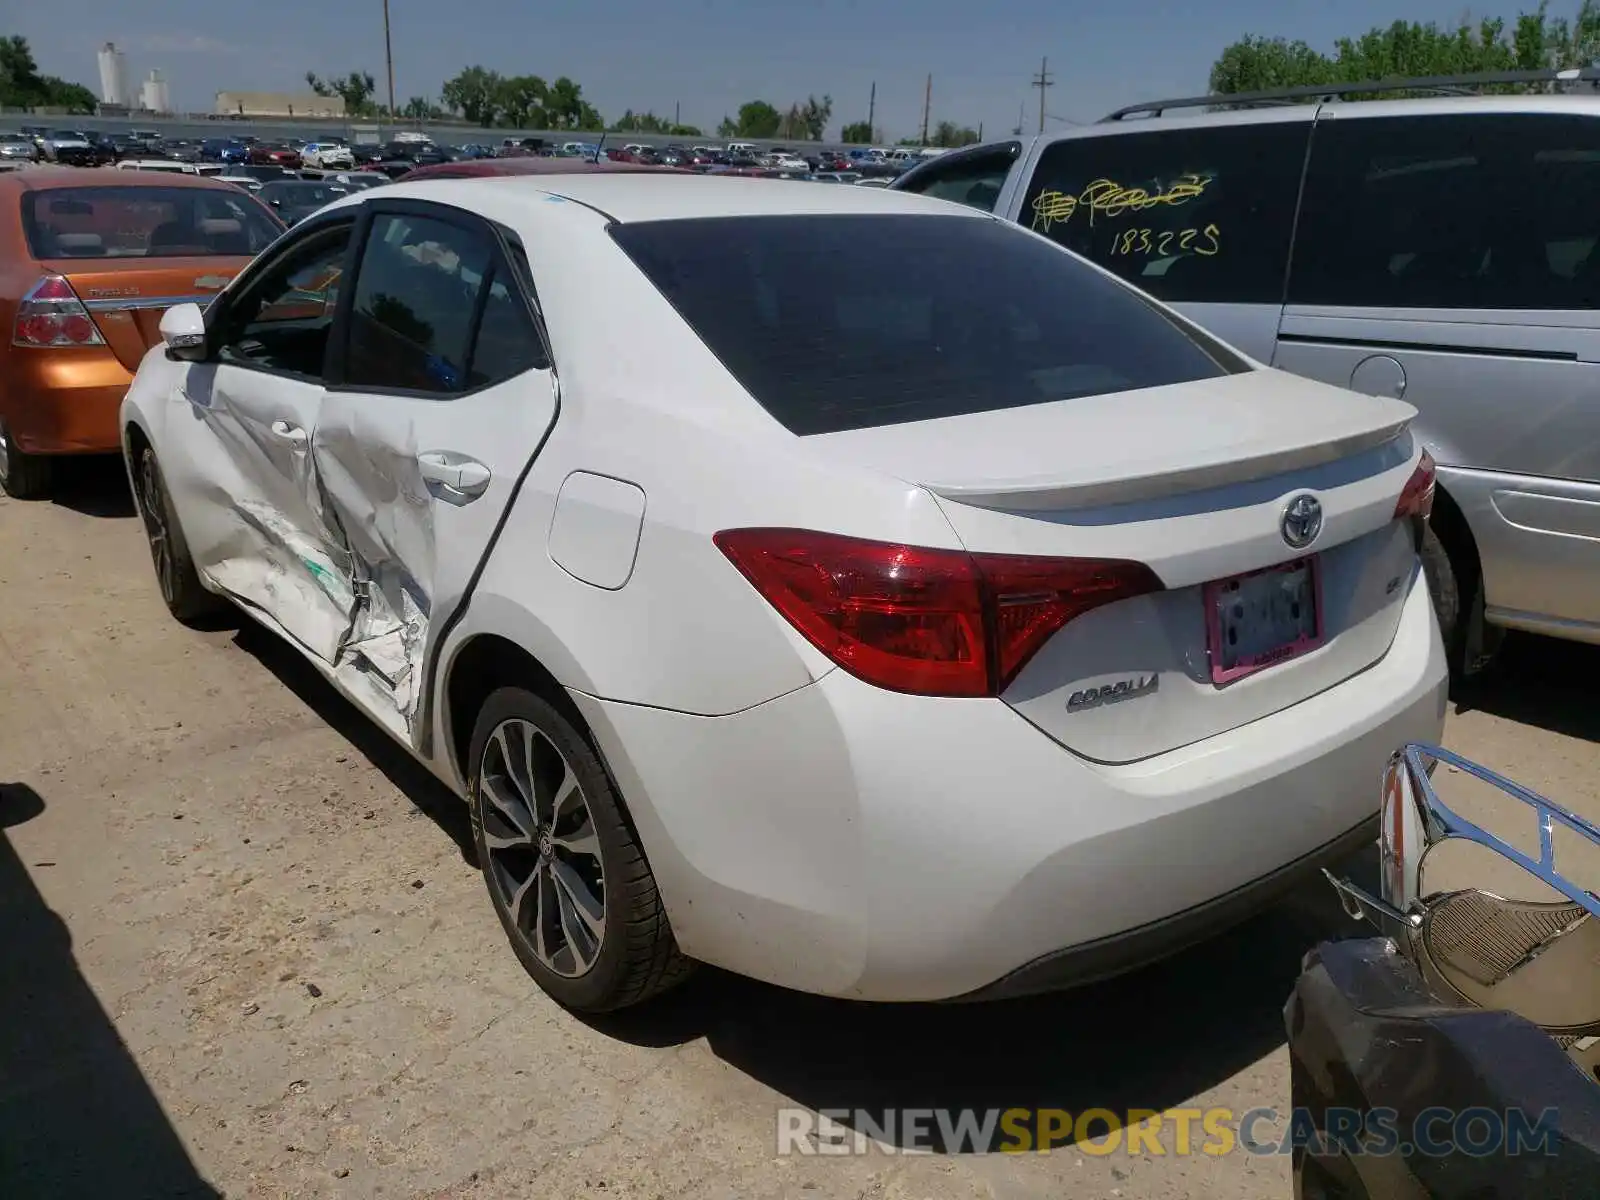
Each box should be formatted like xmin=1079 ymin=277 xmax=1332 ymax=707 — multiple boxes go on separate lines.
xmin=840 ymin=119 xmax=874 ymax=143
xmin=0 ymin=35 xmax=96 ymax=111
xmin=442 ymin=66 xmax=503 ymax=126
xmin=931 ymin=120 xmax=980 ymax=147
xmin=305 ymin=70 xmax=378 ymax=115
xmin=718 ymin=99 xmax=782 ymax=138
xmin=1210 ymin=2 xmax=1600 ymax=98
xmin=776 ymin=94 xmax=832 ymax=140
xmin=401 ymin=96 xmax=441 ymax=120
xmin=496 ymin=75 xmax=548 ymax=128
xmin=610 ymin=109 xmax=677 ymax=133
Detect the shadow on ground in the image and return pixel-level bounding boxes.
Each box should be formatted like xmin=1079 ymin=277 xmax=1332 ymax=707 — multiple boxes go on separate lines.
xmin=0 ymin=783 xmax=220 ymax=1199
xmin=227 ymin=617 xmax=478 ymax=867
xmin=44 ymin=456 xmax=135 ymax=520
xmin=592 ymin=854 xmax=1372 ymax=1151
xmin=1453 ymin=632 xmax=1600 ymax=744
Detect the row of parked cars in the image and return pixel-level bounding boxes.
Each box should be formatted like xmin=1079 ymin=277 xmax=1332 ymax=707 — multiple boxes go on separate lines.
xmin=0 ymin=73 xmax=1591 ymax=1194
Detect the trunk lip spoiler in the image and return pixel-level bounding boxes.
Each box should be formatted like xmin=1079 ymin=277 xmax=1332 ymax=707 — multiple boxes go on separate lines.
xmin=919 ymin=422 xmax=1412 ymax=512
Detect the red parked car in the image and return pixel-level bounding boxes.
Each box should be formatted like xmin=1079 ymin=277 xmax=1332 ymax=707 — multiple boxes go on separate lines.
xmin=396 ymin=157 xmax=687 ymax=181
xmin=247 ymin=142 xmax=302 ymax=169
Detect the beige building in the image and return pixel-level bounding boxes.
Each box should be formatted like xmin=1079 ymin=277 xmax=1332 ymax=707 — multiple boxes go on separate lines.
xmin=214 ymin=91 xmax=346 ymax=118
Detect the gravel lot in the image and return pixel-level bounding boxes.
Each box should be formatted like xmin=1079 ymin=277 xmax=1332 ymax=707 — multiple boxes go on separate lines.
xmin=3 ymin=460 xmax=1596 ymax=1200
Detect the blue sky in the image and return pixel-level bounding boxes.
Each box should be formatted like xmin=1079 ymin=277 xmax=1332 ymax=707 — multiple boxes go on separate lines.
xmin=14 ymin=0 xmax=1572 ymax=137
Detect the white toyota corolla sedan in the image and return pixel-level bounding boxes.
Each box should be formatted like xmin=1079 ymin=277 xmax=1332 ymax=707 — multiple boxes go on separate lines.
xmin=120 ymin=174 xmax=1447 ymax=1012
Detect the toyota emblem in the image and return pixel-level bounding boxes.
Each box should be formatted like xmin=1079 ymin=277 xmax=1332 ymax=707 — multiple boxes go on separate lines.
xmin=1281 ymin=493 xmax=1323 ymax=549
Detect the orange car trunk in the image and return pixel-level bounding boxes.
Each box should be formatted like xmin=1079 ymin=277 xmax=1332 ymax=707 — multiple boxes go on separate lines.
xmin=45 ymin=257 xmax=249 ymax=373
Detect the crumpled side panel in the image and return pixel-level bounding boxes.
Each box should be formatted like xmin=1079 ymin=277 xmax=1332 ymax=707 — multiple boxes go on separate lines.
xmin=311 ymin=401 xmax=435 ymax=727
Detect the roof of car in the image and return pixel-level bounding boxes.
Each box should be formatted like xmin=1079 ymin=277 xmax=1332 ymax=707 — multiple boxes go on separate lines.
xmin=0 ymin=167 xmax=245 ymax=195
xmin=376 ymin=171 xmax=987 ymax=223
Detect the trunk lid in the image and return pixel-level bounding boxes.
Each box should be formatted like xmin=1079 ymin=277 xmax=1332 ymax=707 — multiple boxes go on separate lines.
xmin=47 ymin=257 xmax=246 ymax=373
xmin=805 ymin=368 xmax=1423 ymax=762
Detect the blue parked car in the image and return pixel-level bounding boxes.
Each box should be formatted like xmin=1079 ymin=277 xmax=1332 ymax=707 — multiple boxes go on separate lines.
xmin=199 ymin=138 xmax=249 ymax=164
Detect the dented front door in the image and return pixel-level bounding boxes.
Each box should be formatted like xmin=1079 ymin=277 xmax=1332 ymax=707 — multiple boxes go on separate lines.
xmin=161 ymin=220 xmax=359 ymax=661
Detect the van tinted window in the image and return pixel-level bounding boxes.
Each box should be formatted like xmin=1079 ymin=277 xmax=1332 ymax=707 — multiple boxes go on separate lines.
xmin=611 ymin=213 xmax=1241 ymax=436
xmin=894 ymin=142 xmax=1021 ymax=212
xmin=1018 ymin=123 xmax=1309 ymax=305
xmin=1290 ymin=114 xmax=1600 ymax=310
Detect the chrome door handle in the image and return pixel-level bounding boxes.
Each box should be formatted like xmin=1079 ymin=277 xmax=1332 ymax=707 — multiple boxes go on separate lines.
xmin=418 ymin=452 xmax=491 ymax=499
xmin=269 ymin=420 xmax=308 ymax=444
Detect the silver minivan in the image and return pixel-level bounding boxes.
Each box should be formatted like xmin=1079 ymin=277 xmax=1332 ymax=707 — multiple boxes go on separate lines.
xmin=894 ymin=80 xmax=1600 ymax=674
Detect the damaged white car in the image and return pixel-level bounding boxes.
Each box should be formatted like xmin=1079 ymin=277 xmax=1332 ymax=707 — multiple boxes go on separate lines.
xmin=122 ymin=176 xmax=1446 ymax=1014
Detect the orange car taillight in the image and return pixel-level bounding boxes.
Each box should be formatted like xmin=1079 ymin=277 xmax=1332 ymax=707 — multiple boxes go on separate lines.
xmin=12 ymin=274 xmax=105 ymax=348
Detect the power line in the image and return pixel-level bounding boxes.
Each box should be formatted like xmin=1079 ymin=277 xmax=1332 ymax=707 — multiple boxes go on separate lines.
xmin=1031 ymin=56 xmax=1054 ymax=134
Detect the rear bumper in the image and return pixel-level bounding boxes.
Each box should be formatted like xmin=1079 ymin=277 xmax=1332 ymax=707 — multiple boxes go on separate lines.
xmin=571 ymin=572 xmax=1448 ymax=1001
xmin=956 ymin=813 xmax=1378 ymax=1001
xmin=1 ymin=348 xmax=133 ymax=454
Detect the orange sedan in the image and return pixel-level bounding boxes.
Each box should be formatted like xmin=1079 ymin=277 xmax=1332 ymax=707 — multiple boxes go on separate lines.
xmin=0 ymin=169 xmax=285 ymax=498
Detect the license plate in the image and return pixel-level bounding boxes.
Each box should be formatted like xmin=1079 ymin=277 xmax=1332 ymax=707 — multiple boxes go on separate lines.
xmin=1205 ymin=557 xmax=1322 ymax=685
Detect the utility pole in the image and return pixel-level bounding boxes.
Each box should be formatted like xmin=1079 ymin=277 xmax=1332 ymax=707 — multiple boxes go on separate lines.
xmin=382 ymin=0 xmax=396 ymax=123
xmin=867 ymin=80 xmax=876 ymax=141
xmin=1013 ymin=102 xmax=1024 ymax=136
xmin=920 ymin=73 xmax=932 ymax=144
xmin=1031 ymin=56 xmax=1053 ymax=134
xmin=674 ymin=99 xmax=680 ymax=126
xmin=977 ymin=121 xmax=983 ymax=141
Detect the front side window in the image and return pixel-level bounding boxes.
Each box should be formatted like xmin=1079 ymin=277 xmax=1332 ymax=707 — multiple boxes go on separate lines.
xmin=893 ymin=142 xmax=1021 ymax=212
xmin=214 ymin=223 xmax=352 ymax=378
xmin=612 ymin=213 xmax=1241 ymax=436
xmin=1018 ymin=123 xmax=1309 ymax=305
xmin=22 ymin=186 xmax=284 ymax=259
xmin=344 ymin=212 xmax=496 ymax=394
xmin=1290 ymin=113 xmax=1600 ymax=310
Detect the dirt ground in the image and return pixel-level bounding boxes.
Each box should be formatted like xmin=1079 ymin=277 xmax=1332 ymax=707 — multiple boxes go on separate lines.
xmin=3 ymin=460 xmax=1596 ymax=1200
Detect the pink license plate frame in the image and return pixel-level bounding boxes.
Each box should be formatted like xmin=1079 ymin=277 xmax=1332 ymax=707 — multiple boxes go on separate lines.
xmin=1204 ymin=555 xmax=1324 ymax=686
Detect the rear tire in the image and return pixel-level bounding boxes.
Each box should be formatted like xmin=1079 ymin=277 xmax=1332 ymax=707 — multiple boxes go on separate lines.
xmin=133 ymin=444 xmax=226 ymax=624
xmin=1419 ymin=524 xmax=1460 ymax=657
xmin=0 ymin=419 xmax=53 ymax=500
xmin=1421 ymin=521 xmax=1501 ymax=678
xmin=468 ymin=687 xmax=692 ymax=1012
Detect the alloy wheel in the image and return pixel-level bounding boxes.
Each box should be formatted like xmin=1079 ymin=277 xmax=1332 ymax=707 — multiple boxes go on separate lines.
xmin=137 ymin=451 xmax=177 ymax=606
xmin=477 ymin=717 xmax=607 ymax=978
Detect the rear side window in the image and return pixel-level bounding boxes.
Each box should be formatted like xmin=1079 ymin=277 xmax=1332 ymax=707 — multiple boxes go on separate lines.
xmin=21 ymin=186 xmax=284 ymax=258
xmin=893 ymin=142 xmax=1020 ymax=212
xmin=345 ymin=213 xmax=493 ymax=393
xmin=1290 ymin=113 xmax=1600 ymax=310
xmin=611 ymin=213 xmax=1239 ymax=436
xmin=1018 ymin=123 xmax=1309 ymax=305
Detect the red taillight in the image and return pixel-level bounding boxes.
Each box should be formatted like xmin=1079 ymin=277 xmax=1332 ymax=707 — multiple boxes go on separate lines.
xmin=713 ymin=528 xmax=1163 ymax=697
xmin=12 ymin=274 xmax=105 ymax=348
xmin=1394 ymin=450 xmax=1436 ymax=522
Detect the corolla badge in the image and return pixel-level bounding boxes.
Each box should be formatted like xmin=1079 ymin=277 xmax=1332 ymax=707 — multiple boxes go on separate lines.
xmin=1067 ymin=673 xmax=1159 ymax=713
xmin=1281 ymin=493 xmax=1323 ymax=549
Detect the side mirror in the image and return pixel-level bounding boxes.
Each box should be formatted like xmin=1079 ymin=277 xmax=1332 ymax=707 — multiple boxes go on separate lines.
xmin=160 ymin=303 xmax=207 ymax=360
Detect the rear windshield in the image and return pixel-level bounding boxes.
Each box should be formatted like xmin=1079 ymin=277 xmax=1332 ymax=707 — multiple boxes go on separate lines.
xmin=610 ymin=213 xmax=1240 ymax=435
xmin=22 ymin=186 xmax=284 ymax=259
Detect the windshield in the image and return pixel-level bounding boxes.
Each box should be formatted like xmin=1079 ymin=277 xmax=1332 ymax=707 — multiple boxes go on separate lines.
xmin=611 ymin=213 xmax=1242 ymax=435
xmin=23 ymin=186 xmax=285 ymax=259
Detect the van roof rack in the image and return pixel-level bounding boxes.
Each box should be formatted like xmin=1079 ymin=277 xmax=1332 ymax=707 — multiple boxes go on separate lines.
xmin=1101 ymin=65 xmax=1600 ymax=121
